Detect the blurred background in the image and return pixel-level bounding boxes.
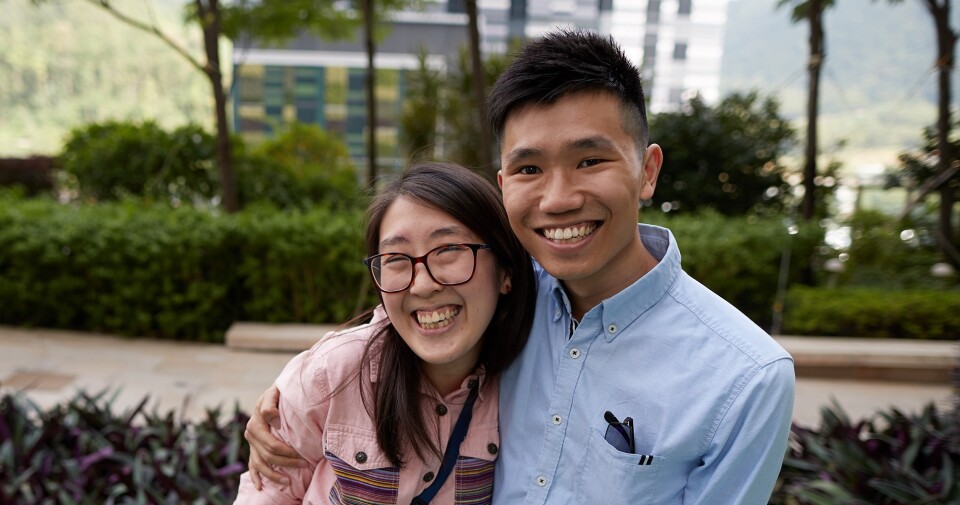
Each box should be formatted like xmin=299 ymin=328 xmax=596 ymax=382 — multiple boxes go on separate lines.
xmin=0 ymin=0 xmax=957 ymax=502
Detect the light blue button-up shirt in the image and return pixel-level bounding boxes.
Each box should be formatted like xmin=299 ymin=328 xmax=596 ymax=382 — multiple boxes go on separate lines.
xmin=494 ymin=225 xmax=795 ymax=505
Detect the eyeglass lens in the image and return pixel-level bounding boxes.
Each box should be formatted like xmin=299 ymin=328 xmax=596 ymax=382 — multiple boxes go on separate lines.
xmin=372 ymin=245 xmax=477 ymax=292
xmin=604 ymin=422 xmax=633 ymax=453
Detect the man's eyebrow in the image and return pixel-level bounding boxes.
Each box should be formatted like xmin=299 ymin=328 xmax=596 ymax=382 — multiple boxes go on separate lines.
xmin=565 ymin=136 xmax=616 ymax=151
xmin=503 ymin=147 xmax=541 ymax=165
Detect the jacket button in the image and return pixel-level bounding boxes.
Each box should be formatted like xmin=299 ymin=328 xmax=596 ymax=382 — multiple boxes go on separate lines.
xmin=487 ymin=443 xmax=498 ymax=455
xmin=354 ymin=451 xmax=367 ymax=464
xmin=423 ymin=471 xmax=435 ymax=482
xmin=436 ymin=404 xmax=448 ymax=416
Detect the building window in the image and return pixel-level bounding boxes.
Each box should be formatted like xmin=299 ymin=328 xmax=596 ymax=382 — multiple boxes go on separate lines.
xmin=599 ymin=0 xmax=613 ymax=10
xmin=678 ymin=0 xmax=692 ymax=15
xmin=673 ymin=42 xmax=687 ymax=60
xmin=642 ymin=33 xmax=658 ymax=68
xmin=669 ymin=87 xmax=684 ymax=104
xmin=448 ymin=0 xmax=466 ymax=13
xmin=510 ymin=0 xmax=527 ymax=19
xmin=646 ymin=0 xmax=660 ymax=22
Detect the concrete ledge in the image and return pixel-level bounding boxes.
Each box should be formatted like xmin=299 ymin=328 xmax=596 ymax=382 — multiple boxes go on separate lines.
xmin=225 ymin=322 xmax=338 ymax=352
xmin=776 ymin=336 xmax=956 ymax=384
xmin=226 ymin=323 xmax=957 ymax=384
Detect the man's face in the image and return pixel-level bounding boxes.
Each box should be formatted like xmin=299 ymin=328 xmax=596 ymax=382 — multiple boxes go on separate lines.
xmin=497 ymin=91 xmax=662 ymax=303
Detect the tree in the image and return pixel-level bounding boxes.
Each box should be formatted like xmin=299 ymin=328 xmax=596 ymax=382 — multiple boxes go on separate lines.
xmin=648 ymin=92 xmax=797 ymax=216
xmin=465 ymin=0 xmax=494 ymax=179
xmin=777 ymin=0 xmax=834 ymax=221
xmin=886 ymin=0 xmax=959 ymax=268
xmin=400 ymin=51 xmax=442 ymax=161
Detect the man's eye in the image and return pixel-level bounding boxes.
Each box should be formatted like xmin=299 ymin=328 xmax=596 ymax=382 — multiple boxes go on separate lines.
xmin=518 ymin=166 xmax=541 ymax=175
xmin=578 ymin=159 xmax=602 ymax=168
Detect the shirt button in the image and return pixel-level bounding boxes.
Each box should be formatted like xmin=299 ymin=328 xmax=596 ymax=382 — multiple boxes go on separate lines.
xmin=569 ymin=348 xmax=581 ymax=359
xmin=436 ymin=404 xmax=448 ymax=416
xmin=607 ymin=324 xmax=617 ymax=334
xmin=354 ymin=451 xmax=367 ymax=464
xmin=551 ymin=415 xmax=562 ymax=425
xmin=536 ymin=476 xmax=547 ymax=487
xmin=487 ymin=443 xmax=499 ymax=455
xmin=423 ymin=471 xmax=435 ymax=482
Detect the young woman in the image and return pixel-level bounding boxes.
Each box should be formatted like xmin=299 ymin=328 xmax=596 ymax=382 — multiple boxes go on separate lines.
xmin=234 ymin=162 xmax=536 ymax=505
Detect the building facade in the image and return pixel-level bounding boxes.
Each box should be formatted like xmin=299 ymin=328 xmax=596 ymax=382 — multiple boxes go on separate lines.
xmin=232 ymin=0 xmax=729 ymax=167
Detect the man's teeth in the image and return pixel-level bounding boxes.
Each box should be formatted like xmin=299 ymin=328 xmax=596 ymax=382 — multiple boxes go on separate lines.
xmin=543 ymin=223 xmax=597 ymax=242
xmin=417 ymin=308 xmax=460 ymax=329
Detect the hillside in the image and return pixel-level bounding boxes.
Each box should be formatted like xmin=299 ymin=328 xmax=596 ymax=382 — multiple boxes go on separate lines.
xmin=0 ymin=0 xmax=211 ymax=156
xmin=721 ymin=0 xmax=960 ymax=166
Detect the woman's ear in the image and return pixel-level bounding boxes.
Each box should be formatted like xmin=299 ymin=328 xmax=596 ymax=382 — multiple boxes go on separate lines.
xmin=500 ymin=273 xmax=513 ymax=295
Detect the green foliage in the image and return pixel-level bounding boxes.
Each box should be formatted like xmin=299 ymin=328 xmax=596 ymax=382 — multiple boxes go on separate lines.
xmin=59 ymin=120 xmax=218 ymax=205
xmin=894 ymin=118 xmax=960 ymax=203
xmin=58 ymin=120 xmax=361 ymax=211
xmin=782 ymin=286 xmax=960 ymax=339
xmin=0 ymin=390 xmax=249 ymax=503
xmin=250 ymin=122 xmax=362 ymax=210
xmin=650 ymin=92 xmax=797 ymax=215
xmin=644 ymin=211 xmax=823 ymax=328
xmin=771 ymin=401 xmax=960 ymax=504
xmin=400 ymin=50 xmax=442 ymax=161
xmin=839 ymin=210 xmax=950 ymax=289
xmin=437 ymin=46 xmax=514 ymax=170
xmin=0 ymin=192 xmax=370 ymax=341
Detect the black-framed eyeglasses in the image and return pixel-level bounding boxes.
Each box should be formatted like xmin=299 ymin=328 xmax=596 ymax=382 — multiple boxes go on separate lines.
xmin=363 ymin=243 xmax=493 ymax=293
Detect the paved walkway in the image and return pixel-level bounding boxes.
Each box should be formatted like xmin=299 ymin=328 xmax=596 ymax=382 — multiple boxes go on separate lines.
xmin=0 ymin=325 xmax=954 ymax=428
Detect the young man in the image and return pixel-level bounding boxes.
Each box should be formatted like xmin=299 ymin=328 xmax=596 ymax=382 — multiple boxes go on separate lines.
xmin=245 ymin=29 xmax=794 ymax=504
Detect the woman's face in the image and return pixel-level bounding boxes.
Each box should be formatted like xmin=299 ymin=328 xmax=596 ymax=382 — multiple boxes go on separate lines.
xmin=376 ymin=196 xmax=510 ymax=393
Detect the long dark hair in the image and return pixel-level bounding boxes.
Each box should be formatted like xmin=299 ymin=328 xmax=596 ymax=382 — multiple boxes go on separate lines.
xmin=360 ymin=161 xmax=535 ymax=467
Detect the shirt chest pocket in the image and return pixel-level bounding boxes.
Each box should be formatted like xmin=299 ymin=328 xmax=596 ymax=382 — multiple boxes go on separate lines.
xmin=324 ymin=424 xmax=400 ymax=505
xmin=575 ymin=427 xmax=663 ymax=505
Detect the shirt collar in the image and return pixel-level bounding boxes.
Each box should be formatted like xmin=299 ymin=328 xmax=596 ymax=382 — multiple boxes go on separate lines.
xmin=549 ymin=224 xmax=682 ymax=342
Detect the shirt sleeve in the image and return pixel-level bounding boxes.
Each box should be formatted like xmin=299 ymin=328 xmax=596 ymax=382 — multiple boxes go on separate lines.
xmin=234 ymin=350 xmax=330 ymax=504
xmin=682 ymin=357 xmax=795 ymax=504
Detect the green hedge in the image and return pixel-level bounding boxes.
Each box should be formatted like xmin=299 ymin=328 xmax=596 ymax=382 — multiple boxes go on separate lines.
xmin=0 ymin=193 xmax=369 ymax=342
xmin=646 ymin=211 xmax=823 ymax=328
xmin=783 ymin=286 xmax=960 ymax=339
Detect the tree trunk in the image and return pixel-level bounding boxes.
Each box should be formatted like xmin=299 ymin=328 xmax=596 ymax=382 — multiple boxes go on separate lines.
xmin=362 ymin=0 xmax=378 ymax=189
xmin=466 ymin=0 xmax=494 ymax=179
xmin=801 ymin=0 xmax=824 ymax=221
xmin=197 ymin=0 xmax=239 ymax=213
xmin=928 ymin=0 xmax=959 ymax=267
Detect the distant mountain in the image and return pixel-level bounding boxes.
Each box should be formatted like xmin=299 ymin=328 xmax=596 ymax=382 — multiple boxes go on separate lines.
xmin=721 ymin=0 xmax=960 ymax=156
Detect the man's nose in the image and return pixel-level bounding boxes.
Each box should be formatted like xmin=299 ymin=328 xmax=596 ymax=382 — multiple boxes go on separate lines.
xmin=538 ymin=170 xmax=585 ymax=214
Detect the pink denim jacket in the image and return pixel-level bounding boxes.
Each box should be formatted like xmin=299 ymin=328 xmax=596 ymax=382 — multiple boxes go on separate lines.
xmin=235 ymin=308 xmax=500 ymax=505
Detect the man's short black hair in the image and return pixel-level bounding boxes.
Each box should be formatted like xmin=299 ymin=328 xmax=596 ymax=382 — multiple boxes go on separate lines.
xmin=488 ymin=28 xmax=649 ymax=151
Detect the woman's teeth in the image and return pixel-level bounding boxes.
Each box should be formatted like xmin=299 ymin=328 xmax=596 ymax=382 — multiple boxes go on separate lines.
xmin=417 ymin=307 xmax=460 ymax=329
xmin=543 ymin=223 xmax=597 ymax=243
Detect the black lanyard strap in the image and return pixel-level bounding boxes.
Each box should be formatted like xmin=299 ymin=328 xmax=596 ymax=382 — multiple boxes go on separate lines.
xmin=411 ymin=381 xmax=480 ymax=505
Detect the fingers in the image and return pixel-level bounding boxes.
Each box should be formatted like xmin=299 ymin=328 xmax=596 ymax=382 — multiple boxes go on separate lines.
xmin=261 ymin=385 xmax=282 ymax=430
xmin=248 ymin=445 xmax=291 ymax=487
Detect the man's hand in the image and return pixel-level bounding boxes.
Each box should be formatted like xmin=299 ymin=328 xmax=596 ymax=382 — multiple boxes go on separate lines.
xmin=244 ymin=385 xmax=306 ymax=490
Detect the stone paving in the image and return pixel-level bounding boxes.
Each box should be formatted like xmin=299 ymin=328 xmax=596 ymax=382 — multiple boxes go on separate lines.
xmin=1 ymin=325 xmax=954 ymax=428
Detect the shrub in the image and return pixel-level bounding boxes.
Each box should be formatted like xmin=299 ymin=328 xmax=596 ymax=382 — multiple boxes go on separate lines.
xmin=771 ymin=401 xmax=960 ymax=504
xmin=645 ymin=211 xmax=823 ymax=329
xmin=59 ymin=121 xmax=218 ymax=205
xmin=783 ymin=286 xmax=960 ymax=340
xmin=0 ymin=391 xmax=249 ymax=504
xmin=0 ymin=192 xmax=370 ymax=341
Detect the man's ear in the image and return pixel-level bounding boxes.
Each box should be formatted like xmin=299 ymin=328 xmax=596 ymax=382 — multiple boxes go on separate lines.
xmin=640 ymin=144 xmax=663 ymax=201
xmin=497 ymin=170 xmax=504 ymax=190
